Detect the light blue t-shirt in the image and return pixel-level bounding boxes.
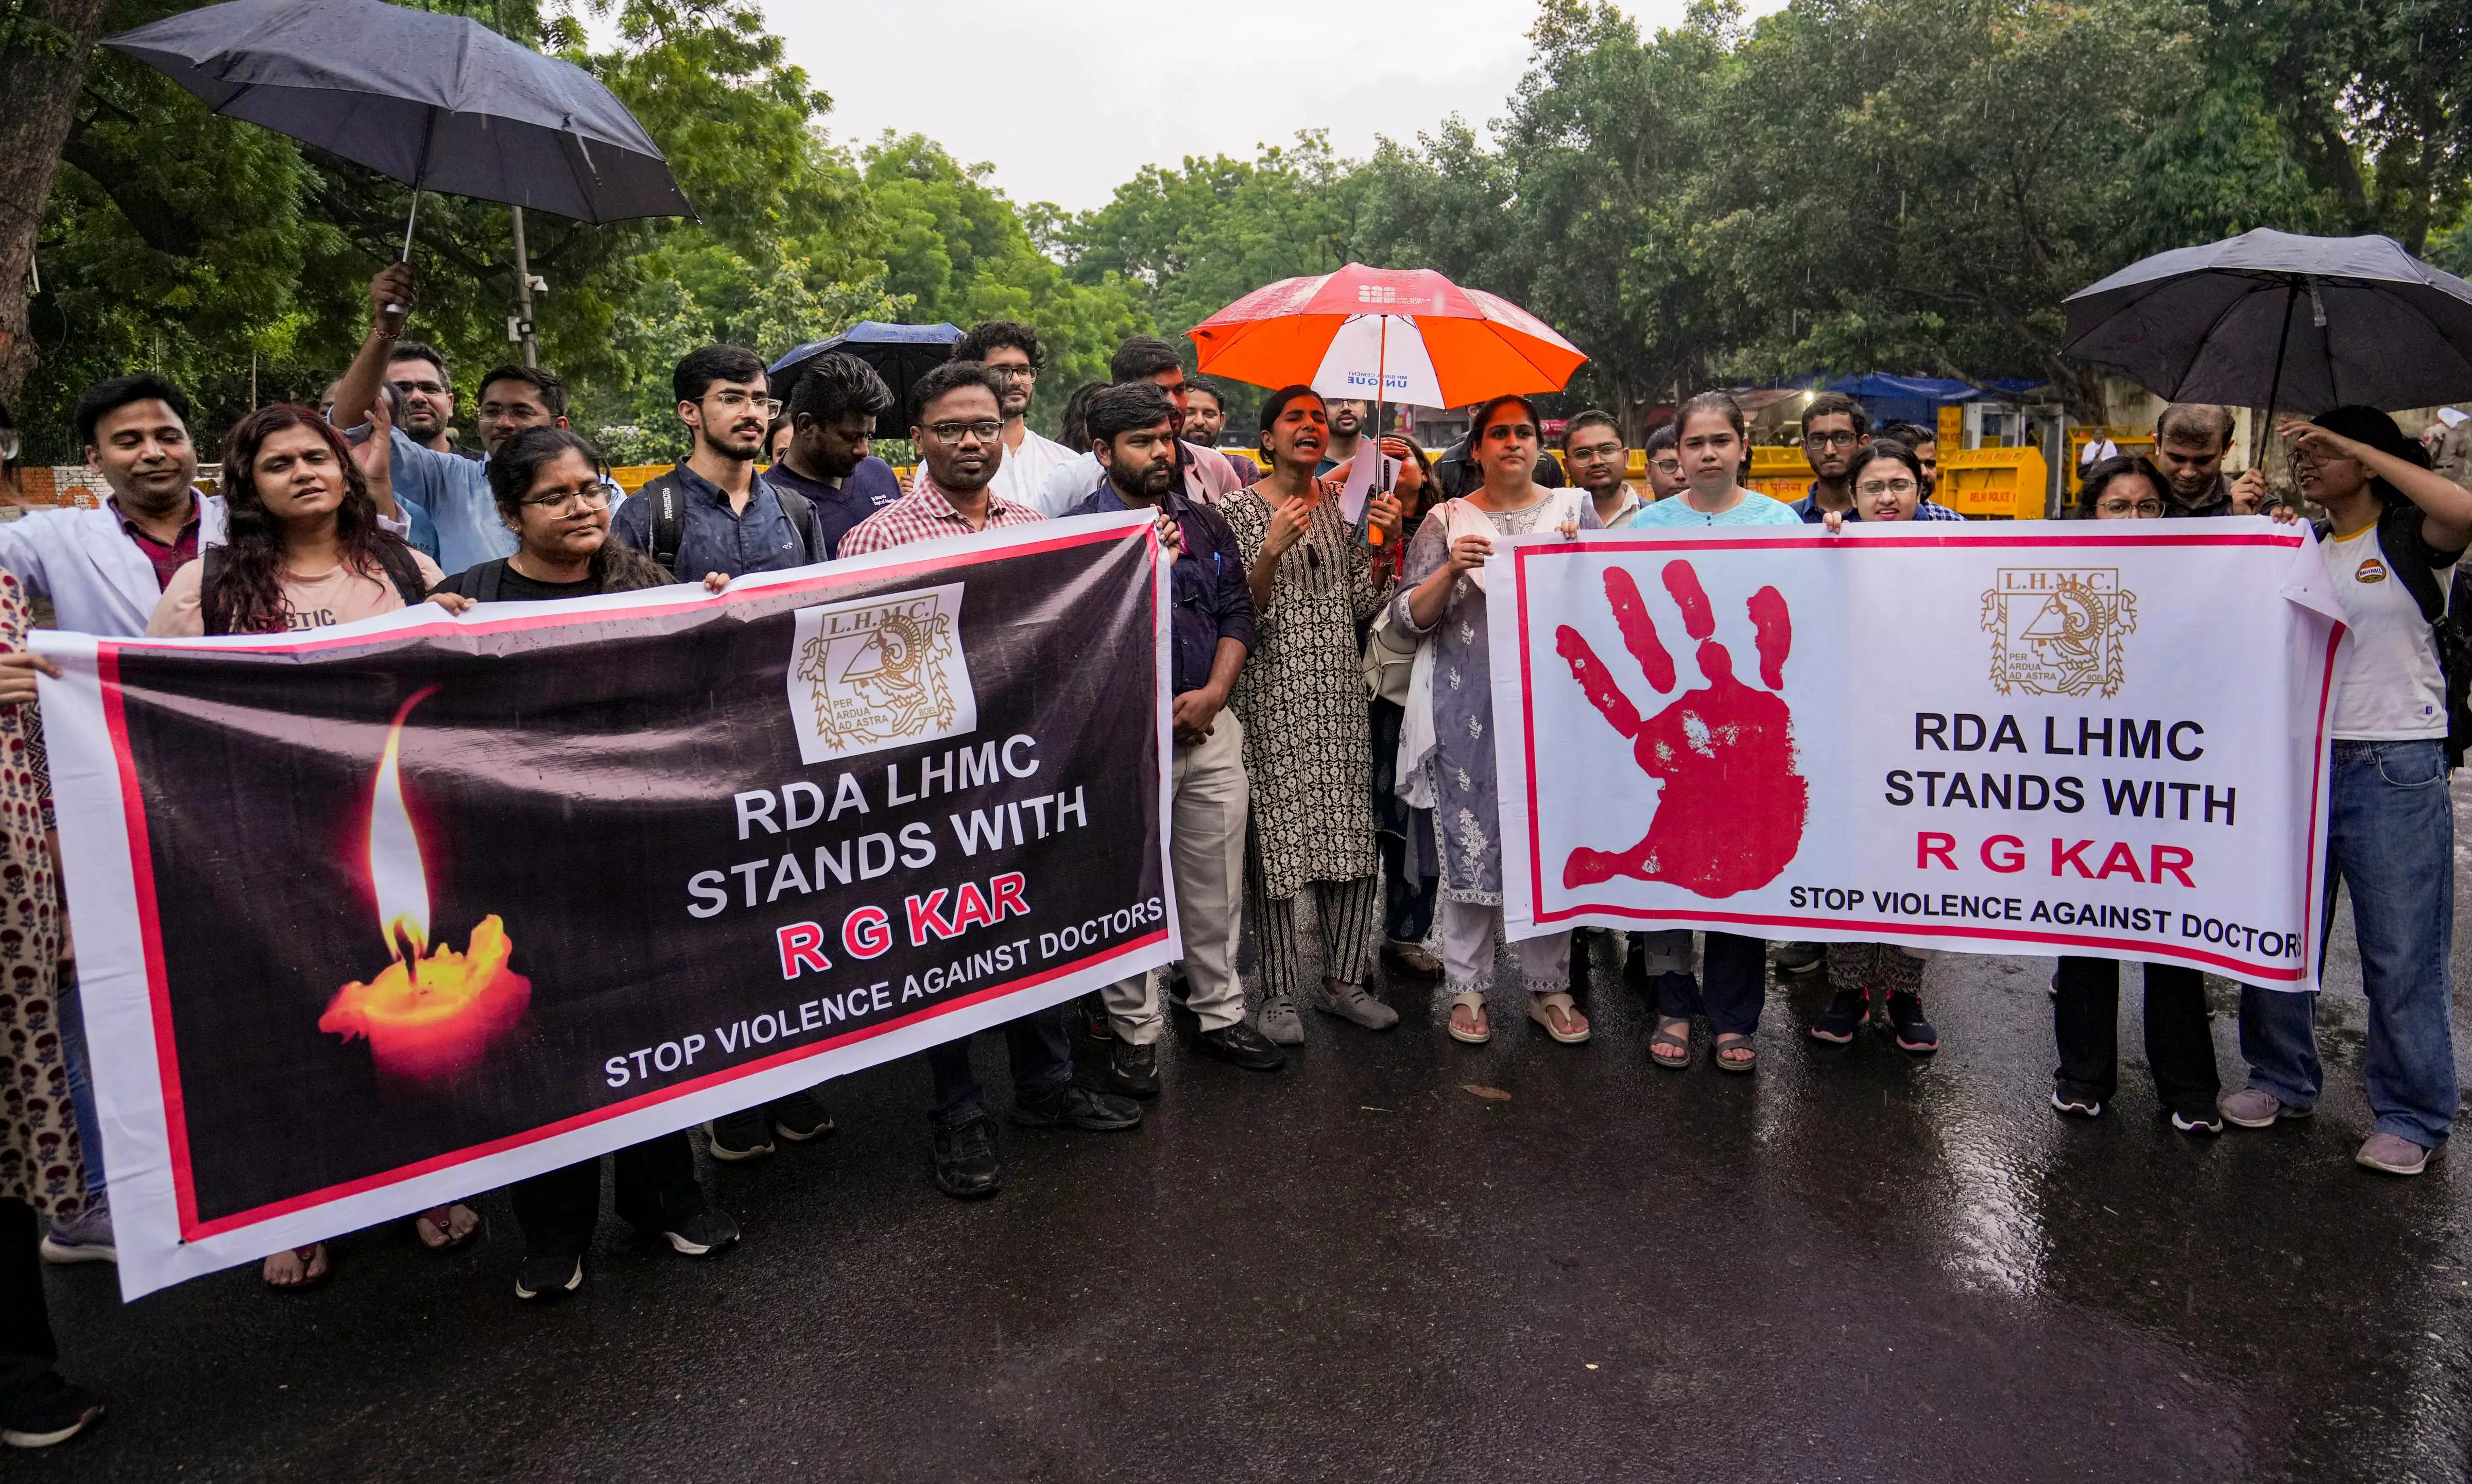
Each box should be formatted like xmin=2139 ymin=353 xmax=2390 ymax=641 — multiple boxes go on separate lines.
xmin=1628 ymin=490 xmax=1802 ymax=527
xmin=388 ymin=429 xmax=521 ymax=575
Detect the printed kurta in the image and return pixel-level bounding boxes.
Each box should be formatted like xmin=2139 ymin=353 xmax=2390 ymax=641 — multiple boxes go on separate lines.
xmin=1223 ymin=483 xmax=1395 ymax=900
xmin=0 ymin=572 xmax=75 ymax=1213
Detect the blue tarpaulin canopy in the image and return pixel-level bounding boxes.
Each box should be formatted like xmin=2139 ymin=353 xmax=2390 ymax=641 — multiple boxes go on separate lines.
xmin=1822 ymin=374 xmax=1984 ymax=429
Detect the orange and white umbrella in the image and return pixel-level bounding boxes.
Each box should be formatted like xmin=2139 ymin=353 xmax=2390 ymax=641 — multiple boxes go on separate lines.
xmin=1187 ymin=263 xmax=1586 ymax=409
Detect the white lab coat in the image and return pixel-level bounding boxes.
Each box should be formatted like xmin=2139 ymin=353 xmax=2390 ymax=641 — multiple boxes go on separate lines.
xmin=0 ymin=495 xmax=230 ymax=636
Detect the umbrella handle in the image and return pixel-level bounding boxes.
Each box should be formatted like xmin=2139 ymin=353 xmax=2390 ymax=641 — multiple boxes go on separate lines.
xmin=384 ymin=192 xmax=422 ymax=317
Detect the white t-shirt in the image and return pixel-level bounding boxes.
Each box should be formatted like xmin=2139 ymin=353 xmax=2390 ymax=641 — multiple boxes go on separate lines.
xmin=2327 ymin=525 xmax=2453 ymax=739
xmin=985 ymin=425 xmax=1077 ymax=515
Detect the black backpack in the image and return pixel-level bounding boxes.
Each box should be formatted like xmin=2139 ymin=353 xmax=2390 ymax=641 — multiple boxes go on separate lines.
xmin=2315 ymin=506 xmax=2472 ymax=768
xmin=198 ymin=540 xmax=428 ymax=636
xmin=637 ymin=466 xmax=819 ymax=576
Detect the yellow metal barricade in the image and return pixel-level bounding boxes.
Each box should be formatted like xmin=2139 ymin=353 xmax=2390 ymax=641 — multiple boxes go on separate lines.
xmin=1936 ymin=447 xmax=2049 ymax=520
xmin=1746 ymin=446 xmax=1809 ymax=502
xmin=2066 ymin=425 xmax=2156 ymax=479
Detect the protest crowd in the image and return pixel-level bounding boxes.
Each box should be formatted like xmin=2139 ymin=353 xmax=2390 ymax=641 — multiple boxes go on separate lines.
xmin=0 ymin=249 xmax=2463 ymax=1449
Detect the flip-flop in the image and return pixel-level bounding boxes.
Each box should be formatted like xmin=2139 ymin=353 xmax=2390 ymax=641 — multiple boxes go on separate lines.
xmin=1649 ymin=1016 xmax=1692 ymax=1069
xmin=414 ymin=1203 xmax=480 ymax=1253
xmin=1713 ymin=1033 xmax=1757 ymax=1074
xmin=1527 ymin=992 xmax=1590 ymax=1044
xmin=1447 ymin=992 xmax=1491 ymax=1044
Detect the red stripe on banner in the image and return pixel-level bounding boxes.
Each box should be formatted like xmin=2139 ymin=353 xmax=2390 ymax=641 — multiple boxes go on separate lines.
xmin=1526 ymin=902 xmax=2307 ymax=980
xmin=1516 ymin=546 xmax=1548 ymax=920
xmin=1515 ymin=531 xmax=2341 ymax=987
xmin=97 ymin=646 xmax=205 ymax=1233
xmin=1524 ymin=532 xmax=2310 ymax=558
xmin=114 ymin=525 xmax=1142 ymax=656
xmin=2297 ymin=622 xmax=2346 ymax=974
xmin=175 ymin=927 xmax=1169 ymax=1240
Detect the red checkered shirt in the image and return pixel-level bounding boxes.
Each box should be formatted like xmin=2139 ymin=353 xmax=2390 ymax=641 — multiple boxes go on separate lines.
xmin=835 ymin=473 xmax=1045 ymax=556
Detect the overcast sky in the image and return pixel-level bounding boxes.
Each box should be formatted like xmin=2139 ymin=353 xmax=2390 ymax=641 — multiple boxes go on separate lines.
xmin=746 ymin=1 xmax=1787 ymax=214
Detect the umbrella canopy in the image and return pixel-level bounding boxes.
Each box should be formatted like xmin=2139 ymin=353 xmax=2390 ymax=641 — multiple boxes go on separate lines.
xmin=1188 ymin=265 xmax=1585 ymax=409
xmin=104 ymin=0 xmax=692 ymax=225
xmin=770 ymin=323 xmax=962 ymax=439
xmin=2063 ymin=229 xmax=2472 ymax=413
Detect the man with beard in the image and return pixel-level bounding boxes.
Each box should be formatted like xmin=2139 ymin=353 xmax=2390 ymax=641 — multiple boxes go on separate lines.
xmin=1185 ymin=379 xmax=1260 ymax=486
xmin=610 ymin=345 xmax=821 ymax=586
xmin=951 ymin=320 xmax=1078 ymax=512
xmin=1317 ymin=398 xmax=1370 ymax=475
xmin=1035 ymin=337 xmax=1247 ymax=514
xmin=385 ymin=342 xmax=480 ymax=460
xmin=2153 ymin=404 xmax=2267 ymax=516
xmin=607 ymin=346 xmax=834 ymax=1159
xmin=1065 ymin=382 xmax=1279 ymax=1092
xmin=761 ymin=351 xmax=904 ymax=559
xmin=837 ymin=361 xmax=1146 ymax=1198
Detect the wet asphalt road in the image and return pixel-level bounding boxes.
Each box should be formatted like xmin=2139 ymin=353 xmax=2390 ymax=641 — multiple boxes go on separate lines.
xmin=22 ymin=789 xmax=2472 ymax=1483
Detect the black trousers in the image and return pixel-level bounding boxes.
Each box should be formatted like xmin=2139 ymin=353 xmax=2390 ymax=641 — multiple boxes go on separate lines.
xmin=2052 ymin=957 xmax=2220 ymax=1114
xmin=1654 ymin=932 xmax=1769 ymax=1037
xmin=924 ymin=1005 xmax=1073 ymax=1130
xmin=508 ymin=1131 xmax=700 ymax=1259
xmin=0 ymin=1201 xmax=53 ymax=1370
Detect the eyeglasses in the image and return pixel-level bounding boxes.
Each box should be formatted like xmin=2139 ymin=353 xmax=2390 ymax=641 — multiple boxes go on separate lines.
xmin=1856 ymin=477 xmax=1918 ymax=498
xmin=1567 ymin=441 xmax=1623 ymax=461
xmin=925 ymin=419 xmax=1004 ymax=443
xmin=990 ymin=365 xmax=1038 ymax=381
xmin=520 ymin=484 xmax=612 ymax=510
xmin=707 ymin=390 xmax=782 ymax=419
xmin=2096 ymin=497 xmax=2165 ymax=517
xmin=1649 ymin=457 xmax=1681 ymax=474
xmin=1806 ymin=429 xmax=1861 ymax=447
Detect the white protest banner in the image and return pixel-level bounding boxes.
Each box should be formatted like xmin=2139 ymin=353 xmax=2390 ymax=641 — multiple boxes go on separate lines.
xmin=1491 ymin=521 xmax=2343 ymax=990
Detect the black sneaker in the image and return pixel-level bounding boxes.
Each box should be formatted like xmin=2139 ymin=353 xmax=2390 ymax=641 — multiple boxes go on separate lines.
xmin=0 ymin=1372 xmax=103 ymax=1450
xmin=1105 ymin=1039 xmax=1160 ymax=1098
xmin=1013 ymin=1082 xmax=1144 ymax=1131
xmin=660 ymin=1202 xmax=741 ymax=1257
xmin=769 ymin=1089 xmax=835 ymax=1143
xmin=932 ymin=1115 xmax=1002 ymax=1200
xmin=2051 ymin=1079 xmax=2105 ymax=1118
xmin=2170 ymin=1106 xmax=2225 ymax=1136
xmin=514 ymin=1252 xmax=584 ymax=1301
xmin=1773 ymin=941 xmax=1826 ymax=976
xmin=705 ymin=1108 xmax=775 ymax=1163
xmin=1884 ymin=992 xmax=1939 ymax=1054
xmin=1809 ymin=987 xmax=1867 ymax=1044
xmin=1195 ymin=1021 xmax=1284 ymax=1071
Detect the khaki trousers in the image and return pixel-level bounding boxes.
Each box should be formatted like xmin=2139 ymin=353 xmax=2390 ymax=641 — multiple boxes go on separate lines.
xmin=1106 ymin=712 xmax=1248 ymax=1042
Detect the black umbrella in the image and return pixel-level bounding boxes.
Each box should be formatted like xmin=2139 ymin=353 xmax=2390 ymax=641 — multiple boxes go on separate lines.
xmin=105 ymin=0 xmax=692 ymax=281
xmin=770 ymin=323 xmax=962 ymax=438
xmin=2063 ymin=229 xmax=2472 ymax=419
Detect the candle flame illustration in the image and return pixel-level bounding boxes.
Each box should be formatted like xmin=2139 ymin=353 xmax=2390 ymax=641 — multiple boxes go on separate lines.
xmin=322 ymin=684 xmax=531 ymax=1083
xmin=370 ymin=686 xmax=439 ymax=959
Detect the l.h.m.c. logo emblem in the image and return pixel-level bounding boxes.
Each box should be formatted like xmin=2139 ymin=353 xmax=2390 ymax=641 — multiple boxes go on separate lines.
xmin=1980 ymin=568 xmax=2138 ymax=698
xmin=787 ymin=583 xmax=975 ymax=764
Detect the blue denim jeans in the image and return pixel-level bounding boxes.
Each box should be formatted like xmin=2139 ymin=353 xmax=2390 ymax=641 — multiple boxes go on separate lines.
xmin=2239 ymin=739 xmax=2459 ymax=1148
xmin=57 ymin=968 xmax=102 ymax=1194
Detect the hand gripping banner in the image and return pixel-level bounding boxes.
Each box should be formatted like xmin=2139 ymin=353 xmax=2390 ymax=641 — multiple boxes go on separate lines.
xmin=40 ymin=512 xmax=1176 ymax=1298
xmin=1492 ymin=521 xmax=2344 ymax=990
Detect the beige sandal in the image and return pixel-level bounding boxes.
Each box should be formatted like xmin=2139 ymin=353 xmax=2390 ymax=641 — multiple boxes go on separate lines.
xmin=414 ymin=1202 xmax=480 ymax=1252
xmin=1448 ymin=992 xmax=1491 ymax=1044
xmin=1527 ymin=992 xmax=1591 ymax=1044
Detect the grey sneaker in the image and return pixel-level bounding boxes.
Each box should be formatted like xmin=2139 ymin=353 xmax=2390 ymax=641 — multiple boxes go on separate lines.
xmin=1258 ymin=995 xmax=1305 ymax=1046
xmin=2220 ymin=1087 xmax=2312 ymax=1128
xmin=1772 ymin=941 xmax=1825 ymax=974
xmin=39 ymin=1196 xmax=114 ymax=1266
xmin=2356 ymin=1132 xmax=2436 ymax=1176
xmin=1315 ymin=983 xmax=1399 ymax=1031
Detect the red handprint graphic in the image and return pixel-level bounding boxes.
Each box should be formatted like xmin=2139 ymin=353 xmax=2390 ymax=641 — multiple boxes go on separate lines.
xmin=1554 ymin=560 xmax=1806 ymax=898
